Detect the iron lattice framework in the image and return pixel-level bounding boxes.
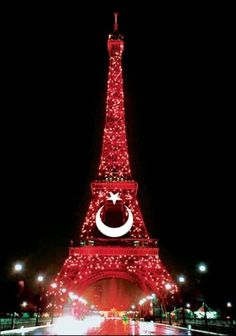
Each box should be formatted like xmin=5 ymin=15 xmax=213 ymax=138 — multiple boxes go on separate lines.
xmin=98 ymin=26 xmax=131 ymax=179
xmin=48 ymin=15 xmax=178 ymax=314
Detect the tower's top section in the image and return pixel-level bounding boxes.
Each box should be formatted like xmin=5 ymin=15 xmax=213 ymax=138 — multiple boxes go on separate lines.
xmin=98 ymin=13 xmax=131 ymax=180
xmin=107 ymin=12 xmax=124 ymax=56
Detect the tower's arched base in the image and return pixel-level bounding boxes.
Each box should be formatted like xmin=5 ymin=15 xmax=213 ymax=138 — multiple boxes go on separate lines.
xmin=49 ymin=244 xmax=178 ymax=314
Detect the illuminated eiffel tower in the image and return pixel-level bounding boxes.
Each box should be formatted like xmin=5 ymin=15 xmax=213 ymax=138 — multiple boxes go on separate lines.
xmin=49 ymin=13 xmax=178 ymax=314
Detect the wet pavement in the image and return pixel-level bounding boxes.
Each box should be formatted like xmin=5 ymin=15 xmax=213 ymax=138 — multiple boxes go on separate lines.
xmin=3 ymin=316 xmax=205 ymax=335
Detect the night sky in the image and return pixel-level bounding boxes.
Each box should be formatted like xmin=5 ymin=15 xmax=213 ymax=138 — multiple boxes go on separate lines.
xmin=1 ymin=2 xmax=235 ymax=314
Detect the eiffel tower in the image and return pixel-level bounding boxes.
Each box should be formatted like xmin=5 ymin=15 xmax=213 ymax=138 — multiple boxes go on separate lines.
xmin=49 ymin=13 xmax=178 ymax=314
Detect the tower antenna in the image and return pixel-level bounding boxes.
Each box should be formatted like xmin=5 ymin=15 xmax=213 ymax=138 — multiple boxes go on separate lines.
xmin=114 ymin=12 xmax=118 ymax=32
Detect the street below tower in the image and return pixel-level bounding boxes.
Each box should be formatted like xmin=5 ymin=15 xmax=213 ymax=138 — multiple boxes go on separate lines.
xmin=2 ymin=318 xmax=203 ymax=335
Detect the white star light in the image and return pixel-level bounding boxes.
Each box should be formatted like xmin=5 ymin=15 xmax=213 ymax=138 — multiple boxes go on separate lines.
xmin=108 ymin=192 xmax=121 ymax=205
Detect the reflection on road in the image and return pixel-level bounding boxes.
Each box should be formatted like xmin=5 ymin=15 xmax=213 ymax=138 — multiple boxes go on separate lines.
xmin=7 ymin=316 xmax=200 ymax=335
xmin=52 ymin=315 xmax=104 ymax=335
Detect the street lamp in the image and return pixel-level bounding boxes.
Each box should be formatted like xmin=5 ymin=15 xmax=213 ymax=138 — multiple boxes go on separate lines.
xmin=14 ymin=264 xmax=24 ymax=305
xmin=165 ymin=284 xmax=172 ymax=325
xmin=150 ymin=294 xmax=156 ymax=320
xmin=21 ymin=301 xmax=28 ymax=317
xmin=131 ymin=305 xmax=136 ymax=319
xmin=50 ymin=283 xmax=57 ymax=324
xmin=139 ymin=298 xmax=146 ymax=319
xmin=14 ymin=263 xmax=23 ymax=272
xmin=178 ymin=275 xmax=186 ymax=284
xmin=198 ymin=263 xmax=207 ymax=273
xmin=11 ymin=262 xmax=24 ymax=329
xmin=37 ymin=275 xmax=44 ymax=283
xmin=197 ymin=263 xmax=208 ymax=327
xmin=35 ymin=275 xmax=45 ymax=326
xmin=177 ymin=275 xmax=186 ymax=327
xmin=226 ymin=302 xmax=232 ymax=323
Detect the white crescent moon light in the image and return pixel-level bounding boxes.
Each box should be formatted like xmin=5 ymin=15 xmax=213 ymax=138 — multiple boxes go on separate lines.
xmin=95 ymin=205 xmax=133 ymax=237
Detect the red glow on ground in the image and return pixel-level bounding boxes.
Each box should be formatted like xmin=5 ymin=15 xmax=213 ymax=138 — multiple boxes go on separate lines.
xmin=83 ymin=278 xmax=143 ymax=311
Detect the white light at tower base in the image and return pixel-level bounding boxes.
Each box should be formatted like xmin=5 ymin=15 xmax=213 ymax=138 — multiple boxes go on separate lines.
xmin=165 ymin=283 xmax=171 ymax=290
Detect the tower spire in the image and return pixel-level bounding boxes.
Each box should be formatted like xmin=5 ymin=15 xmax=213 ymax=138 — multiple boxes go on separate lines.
xmin=98 ymin=15 xmax=130 ymax=180
xmin=114 ymin=12 xmax=118 ymax=32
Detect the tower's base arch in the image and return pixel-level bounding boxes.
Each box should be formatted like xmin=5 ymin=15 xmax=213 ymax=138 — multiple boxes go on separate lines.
xmin=48 ymin=244 xmax=178 ymax=314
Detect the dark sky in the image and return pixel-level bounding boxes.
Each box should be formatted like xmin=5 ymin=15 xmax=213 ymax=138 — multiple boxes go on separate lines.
xmin=1 ymin=2 xmax=235 ymax=313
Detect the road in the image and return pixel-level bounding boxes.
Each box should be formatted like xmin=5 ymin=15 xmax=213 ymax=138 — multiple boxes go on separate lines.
xmin=3 ymin=317 xmax=204 ymax=335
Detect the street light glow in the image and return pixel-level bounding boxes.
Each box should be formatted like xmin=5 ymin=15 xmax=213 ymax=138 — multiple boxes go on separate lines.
xmin=178 ymin=275 xmax=186 ymax=283
xmin=198 ymin=263 xmax=207 ymax=273
xmin=14 ymin=263 xmax=23 ymax=272
xmin=227 ymin=302 xmax=232 ymax=308
xmin=37 ymin=275 xmax=44 ymax=282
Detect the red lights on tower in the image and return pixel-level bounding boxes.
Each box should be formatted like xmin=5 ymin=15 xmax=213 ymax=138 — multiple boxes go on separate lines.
xmin=48 ymin=15 xmax=178 ymax=314
xmin=100 ymin=17 xmax=128 ymax=179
